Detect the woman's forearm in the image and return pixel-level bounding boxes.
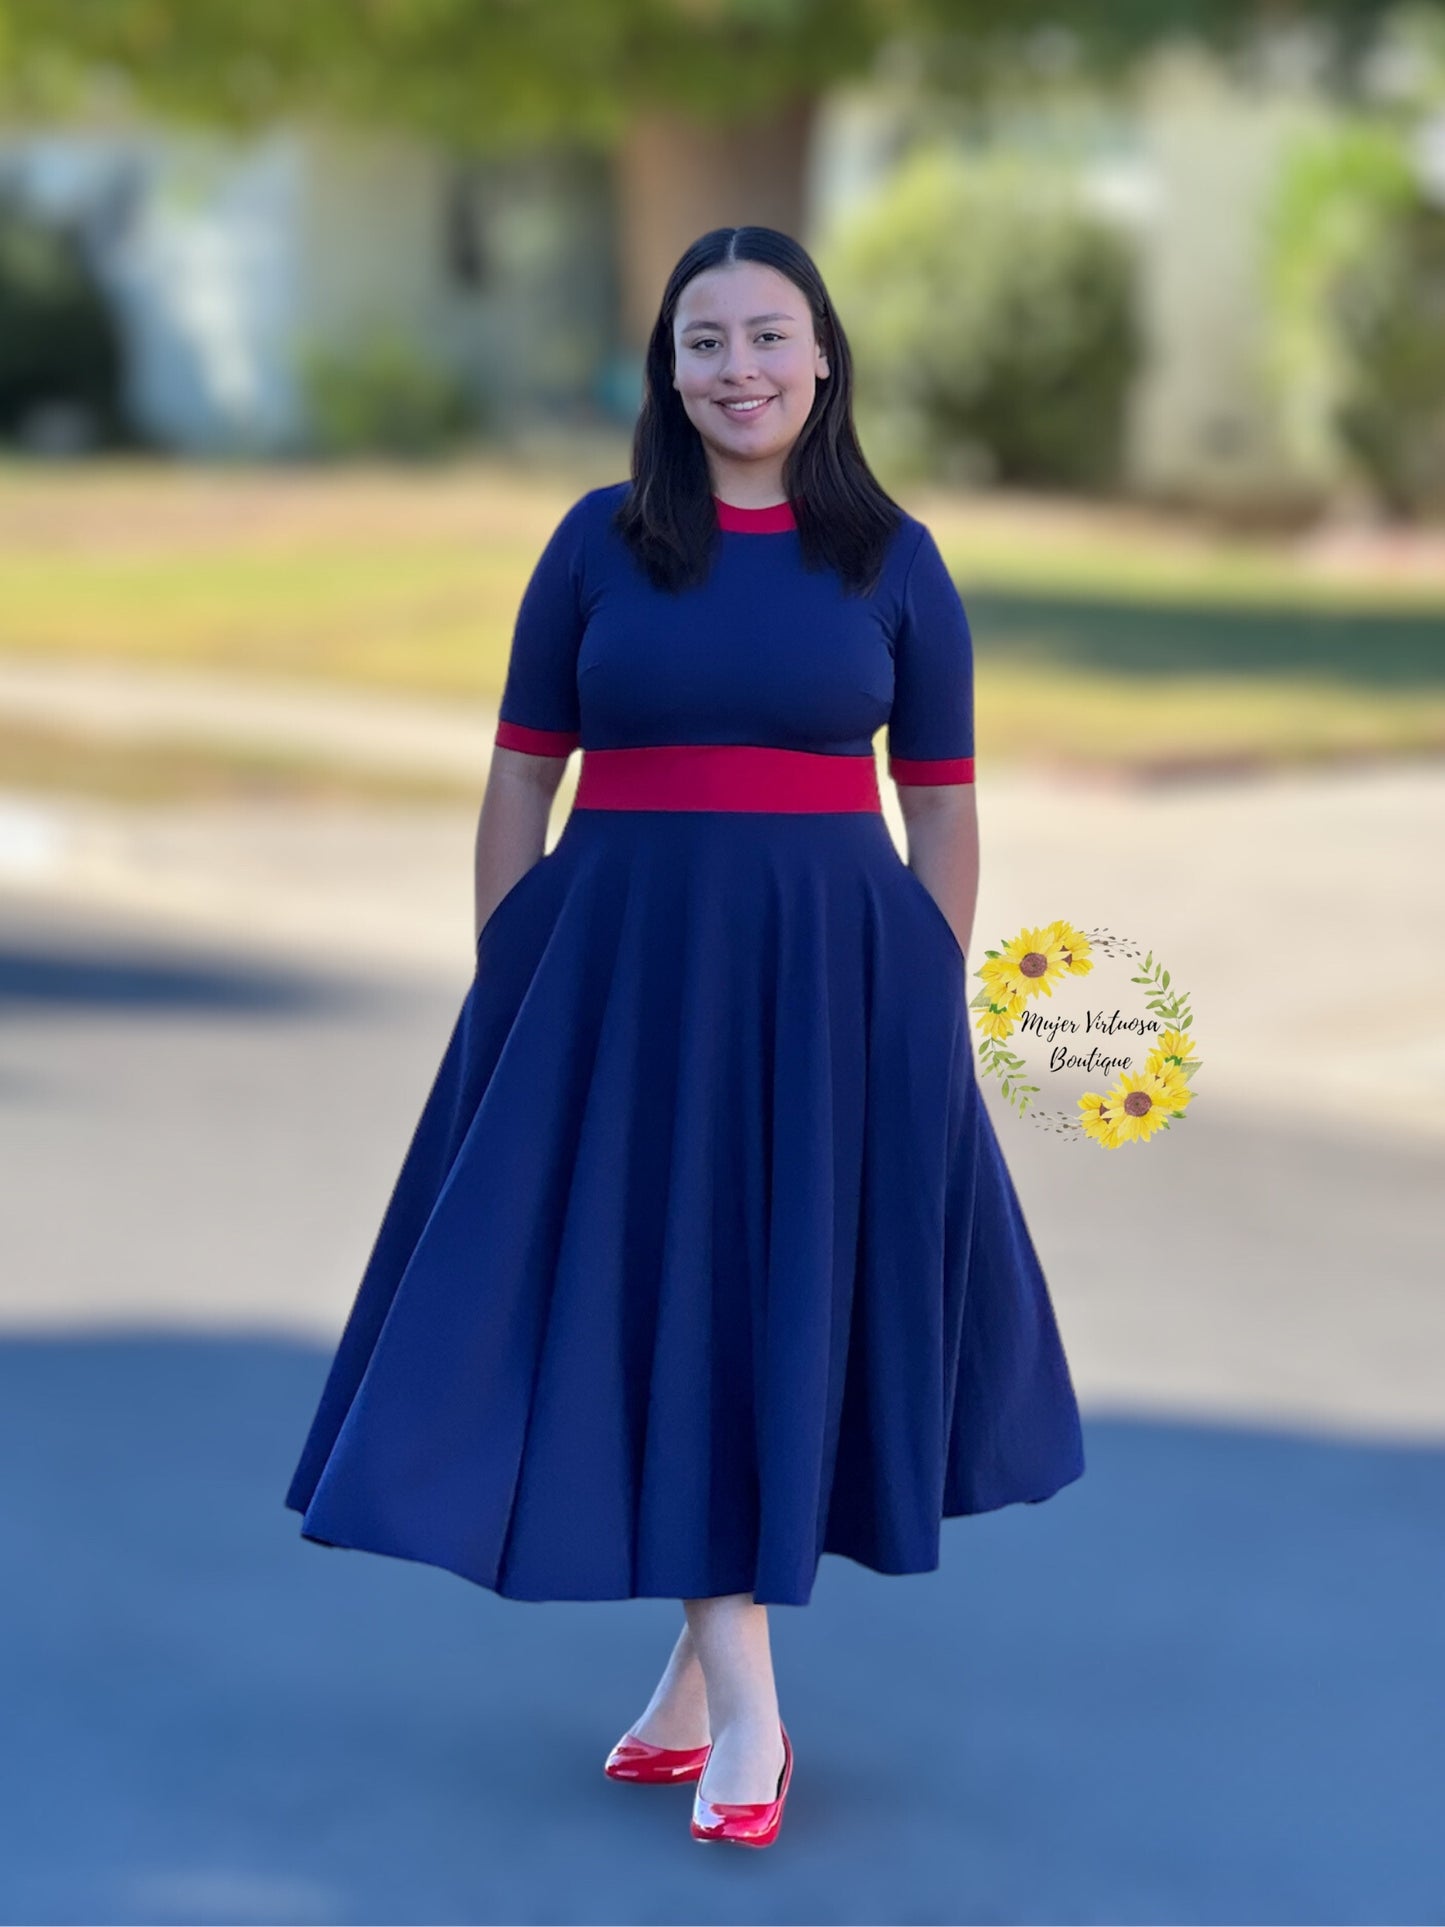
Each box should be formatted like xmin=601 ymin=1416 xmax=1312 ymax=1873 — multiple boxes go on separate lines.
xmin=899 ymin=785 xmax=980 ymax=963
xmin=474 ymin=749 xmax=566 ymax=941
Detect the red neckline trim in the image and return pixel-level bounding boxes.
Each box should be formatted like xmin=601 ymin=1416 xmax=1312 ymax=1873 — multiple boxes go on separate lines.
xmin=713 ymin=494 xmax=798 ymax=533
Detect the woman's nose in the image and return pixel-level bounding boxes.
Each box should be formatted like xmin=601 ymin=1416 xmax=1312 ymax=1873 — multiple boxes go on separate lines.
xmin=719 ymin=340 xmax=759 ymax=381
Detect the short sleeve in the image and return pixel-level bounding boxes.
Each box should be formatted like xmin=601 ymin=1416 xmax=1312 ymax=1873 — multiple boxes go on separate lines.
xmin=493 ymin=496 xmax=588 ymax=757
xmin=886 ymin=525 xmax=976 ymax=786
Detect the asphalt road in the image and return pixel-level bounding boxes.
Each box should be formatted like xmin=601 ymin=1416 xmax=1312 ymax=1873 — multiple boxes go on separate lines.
xmin=0 ymin=892 xmax=1441 ymax=1924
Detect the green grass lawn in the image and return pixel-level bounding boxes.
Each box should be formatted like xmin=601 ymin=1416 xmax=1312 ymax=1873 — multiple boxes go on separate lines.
xmin=1 ymin=455 xmax=1442 ymax=798
xmin=0 ymin=718 xmax=481 ymax=806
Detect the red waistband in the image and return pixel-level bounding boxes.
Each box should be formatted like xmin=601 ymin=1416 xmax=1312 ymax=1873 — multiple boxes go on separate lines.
xmin=573 ymin=744 xmax=882 ymax=813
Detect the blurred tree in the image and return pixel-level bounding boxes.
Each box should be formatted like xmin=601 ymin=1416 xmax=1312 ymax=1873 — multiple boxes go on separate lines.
xmin=0 ymin=0 xmax=1407 ymax=347
xmin=0 ymin=194 xmax=126 ymax=446
xmin=1265 ymin=119 xmax=1445 ymax=516
xmin=825 ymin=149 xmax=1143 ymax=490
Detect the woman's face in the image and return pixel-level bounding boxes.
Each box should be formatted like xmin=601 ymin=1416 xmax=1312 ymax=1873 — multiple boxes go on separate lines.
xmin=670 ymin=261 xmax=829 ymax=491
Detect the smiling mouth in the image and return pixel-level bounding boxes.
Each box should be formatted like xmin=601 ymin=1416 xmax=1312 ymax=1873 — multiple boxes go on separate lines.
xmin=716 ymin=395 xmax=777 ymax=414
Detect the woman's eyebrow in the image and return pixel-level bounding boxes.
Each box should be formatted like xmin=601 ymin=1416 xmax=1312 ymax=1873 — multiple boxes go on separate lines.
xmin=680 ymin=312 xmax=795 ymax=330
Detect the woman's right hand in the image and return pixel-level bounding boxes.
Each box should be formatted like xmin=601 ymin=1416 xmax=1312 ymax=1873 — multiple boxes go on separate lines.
xmin=473 ymin=744 xmax=568 ymax=947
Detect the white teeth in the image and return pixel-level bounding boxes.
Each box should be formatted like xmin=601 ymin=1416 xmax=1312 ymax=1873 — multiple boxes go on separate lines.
xmin=721 ymin=397 xmax=772 ymax=411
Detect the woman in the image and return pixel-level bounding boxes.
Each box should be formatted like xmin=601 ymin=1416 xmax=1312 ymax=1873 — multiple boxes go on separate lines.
xmin=285 ymin=225 xmax=1086 ymax=1850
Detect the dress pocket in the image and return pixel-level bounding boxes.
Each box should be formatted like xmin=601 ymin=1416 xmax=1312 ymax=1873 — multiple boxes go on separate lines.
xmin=898 ymin=863 xmax=967 ymax=972
xmin=475 ymin=853 xmax=554 ymax=956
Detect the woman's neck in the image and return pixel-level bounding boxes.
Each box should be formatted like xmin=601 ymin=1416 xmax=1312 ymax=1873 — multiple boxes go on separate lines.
xmin=707 ymin=461 xmax=790 ymax=509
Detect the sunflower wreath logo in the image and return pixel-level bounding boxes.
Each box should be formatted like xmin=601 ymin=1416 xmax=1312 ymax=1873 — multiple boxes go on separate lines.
xmin=971 ymin=922 xmax=1202 ymax=1147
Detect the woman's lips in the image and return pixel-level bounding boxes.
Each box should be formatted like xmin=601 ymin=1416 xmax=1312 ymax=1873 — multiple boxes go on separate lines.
xmin=715 ymin=394 xmax=777 ymax=418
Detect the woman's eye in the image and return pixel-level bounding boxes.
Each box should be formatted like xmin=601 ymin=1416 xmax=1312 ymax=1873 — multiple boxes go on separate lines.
xmin=688 ymin=333 xmax=785 ymax=350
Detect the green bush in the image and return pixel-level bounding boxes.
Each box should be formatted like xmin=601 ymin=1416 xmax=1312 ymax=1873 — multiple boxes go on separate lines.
xmin=1264 ymin=121 xmax=1445 ymax=518
xmin=299 ymin=331 xmax=479 ymax=458
xmin=821 ymin=147 xmax=1143 ymax=490
xmin=0 ymin=196 xmax=126 ymax=446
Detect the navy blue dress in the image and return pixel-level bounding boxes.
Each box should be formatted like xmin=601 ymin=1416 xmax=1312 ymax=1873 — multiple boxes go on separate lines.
xmin=284 ymin=483 xmax=1085 ymax=1607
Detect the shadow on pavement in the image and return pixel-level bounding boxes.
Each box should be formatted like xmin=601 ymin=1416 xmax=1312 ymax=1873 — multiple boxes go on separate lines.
xmin=0 ymin=1332 xmax=1438 ymax=1926
xmin=0 ymin=935 xmax=380 ymax=1020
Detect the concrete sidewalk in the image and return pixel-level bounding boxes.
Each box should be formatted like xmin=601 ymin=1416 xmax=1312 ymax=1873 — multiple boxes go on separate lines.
xmin=3 ymin=749 xmax=1439 ymax=1151
xmin=0 ymin=657 xmax=497 ymax=781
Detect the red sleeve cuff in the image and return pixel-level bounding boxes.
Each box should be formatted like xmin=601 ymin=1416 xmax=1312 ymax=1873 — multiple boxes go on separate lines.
xmin=494 ymin=719 xmax=581 ymax=756
xmin=889 ymin=754 xmax=975 ymax=785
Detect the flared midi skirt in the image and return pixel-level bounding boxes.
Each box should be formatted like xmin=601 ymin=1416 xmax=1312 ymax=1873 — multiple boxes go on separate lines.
xmin=284 ymin=803 xmax=1085 ymax=1607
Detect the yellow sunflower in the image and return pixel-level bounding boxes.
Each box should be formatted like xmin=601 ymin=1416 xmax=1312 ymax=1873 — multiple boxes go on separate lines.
xmin=1106 ymin=1063 xmax=1192 ymax=1143
xmin=975 ymin=1004 xmax=1019 ymax=1042
xmin=976 ymin=959 xmax=1028 ymax=1006
xmin=982 ymin=925 xmax=1072 ymax=1006
xmin=1078 ymin=1092 xmax=1125 ymax=1147
xmin=1150 ymin=1027 xmax=1196 ymax=1065
xmin=1046 ymin=920 xmax=1094 ymax=975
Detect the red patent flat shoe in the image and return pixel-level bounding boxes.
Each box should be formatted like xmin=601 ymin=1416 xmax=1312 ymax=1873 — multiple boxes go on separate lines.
xmin=603 ymin=1727 xmax=712 ymax=1783
xmin=690 ymin=1722 xmax=792 ymax=1848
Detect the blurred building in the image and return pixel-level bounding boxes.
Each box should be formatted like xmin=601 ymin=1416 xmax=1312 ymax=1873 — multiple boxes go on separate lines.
xmin=0 ymin=124 xmax=616 ymax=455
xmin=2 ymin=33 xmax=1439 ymax=503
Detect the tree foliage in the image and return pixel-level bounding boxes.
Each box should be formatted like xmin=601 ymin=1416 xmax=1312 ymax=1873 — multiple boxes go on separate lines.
xmin=0 ymin=0 xmax=1406 ymax=147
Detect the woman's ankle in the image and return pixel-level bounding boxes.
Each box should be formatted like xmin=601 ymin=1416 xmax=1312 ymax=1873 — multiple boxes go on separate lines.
xmin=633 ymin=1657 xmax=711 ymax=1744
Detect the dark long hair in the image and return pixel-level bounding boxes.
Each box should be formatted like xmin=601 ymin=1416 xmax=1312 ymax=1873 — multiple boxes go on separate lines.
xmin=614 ymin=226 xmax=904 ymax=596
